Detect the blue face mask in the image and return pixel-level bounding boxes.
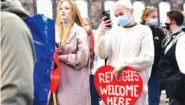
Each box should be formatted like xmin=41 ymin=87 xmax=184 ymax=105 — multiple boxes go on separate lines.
xmin=62 ymin=19 xmax=68 ymax=24
xmin=117 ymin=14 xmax=130 ymax=27
xmin=149 ymin=19 xmax=158 ymax=26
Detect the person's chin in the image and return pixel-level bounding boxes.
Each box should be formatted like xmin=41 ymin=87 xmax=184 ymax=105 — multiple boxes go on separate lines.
xmin=61 ymin=17 xmax=67 ymax=20
xmin=61 ymin=18 xmax=66 ymax=20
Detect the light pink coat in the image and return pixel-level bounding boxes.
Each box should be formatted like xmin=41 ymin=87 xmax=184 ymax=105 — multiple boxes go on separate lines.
xmin=56 ymin=23 xmax=90 ymax=105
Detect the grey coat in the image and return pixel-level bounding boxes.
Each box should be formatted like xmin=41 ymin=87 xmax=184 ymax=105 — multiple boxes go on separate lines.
xmin=1 ymin=0 xmax=35 ymax=105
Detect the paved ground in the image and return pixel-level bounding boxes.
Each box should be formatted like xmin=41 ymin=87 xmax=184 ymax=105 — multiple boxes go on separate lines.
xmin=160 ymin=91 xmax=168 ymax=105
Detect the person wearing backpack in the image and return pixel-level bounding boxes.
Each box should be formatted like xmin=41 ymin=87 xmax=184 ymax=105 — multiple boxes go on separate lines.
xmin=1 ymin=0 xmax=35 ymax=105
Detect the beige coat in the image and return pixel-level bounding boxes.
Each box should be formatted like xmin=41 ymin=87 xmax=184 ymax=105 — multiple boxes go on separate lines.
xmin=56 ymin=23 xmax=90 ymax=105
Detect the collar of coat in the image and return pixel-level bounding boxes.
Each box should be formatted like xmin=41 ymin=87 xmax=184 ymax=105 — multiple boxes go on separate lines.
xmin=66 ymin=23 xmax=82 ymax=44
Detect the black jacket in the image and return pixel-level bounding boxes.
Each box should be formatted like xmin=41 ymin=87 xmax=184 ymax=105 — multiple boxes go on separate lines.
xmin=150 ymin=26 xmax=165 ymax=76
xmin=157 ymin=32 xmax=185 ymax=105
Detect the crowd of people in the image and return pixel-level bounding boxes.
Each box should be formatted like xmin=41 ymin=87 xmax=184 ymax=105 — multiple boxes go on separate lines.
xmin=1 ymin=0 xmax=185 ymax=105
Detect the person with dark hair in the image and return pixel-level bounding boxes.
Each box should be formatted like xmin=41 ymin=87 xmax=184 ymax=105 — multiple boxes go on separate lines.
xmin=157 ymin=10 xmax=185 ymax=105
xmin=140 ymin=6 xmax=165 ymax=105
xmin=166 ymin=10 xmax=184 ymax=27
xmin=181 ymin=11 xmax=185 ymax=29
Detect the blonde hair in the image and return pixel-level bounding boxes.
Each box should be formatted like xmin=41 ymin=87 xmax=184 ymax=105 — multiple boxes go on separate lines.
xmin=115 ymin=0 xmax=133 ymax=9
xmin=83 ymin=18 xmax=90 ymax=23
xmin=82 ymin=18 xmax=92 ymax=30
xmin=140 ymin=6 xmax=157 ymax=25
xmin=55 ymin=0 xmax=85 ymax=46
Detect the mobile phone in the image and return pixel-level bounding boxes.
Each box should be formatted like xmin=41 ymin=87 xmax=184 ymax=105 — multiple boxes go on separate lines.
xmin=102 ymin=10 xmax=112 ymax=28
xmin=56 ymin=42 xmax=59 ymax=48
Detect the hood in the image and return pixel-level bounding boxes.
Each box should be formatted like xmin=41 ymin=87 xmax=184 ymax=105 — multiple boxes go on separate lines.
xmin=1 ymin=0 xmax=30 ymax=19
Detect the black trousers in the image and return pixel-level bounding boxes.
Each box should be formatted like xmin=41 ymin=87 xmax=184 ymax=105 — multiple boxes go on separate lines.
xmin=90 ymin=75 xmax=100 ymax=105
xmin=169 ymin=98 xmax=181 ymax=105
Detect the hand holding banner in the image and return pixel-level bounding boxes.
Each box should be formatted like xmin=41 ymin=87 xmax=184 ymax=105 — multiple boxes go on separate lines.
xmin=94 ymin=65 xmax=143 ymax=105
xmin=50 ymin=50 xmax=61 ymax=105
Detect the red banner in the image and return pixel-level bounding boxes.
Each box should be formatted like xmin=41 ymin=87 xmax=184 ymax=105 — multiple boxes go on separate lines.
xmin=50 ymin=51 xmax=60 ymax=92
xmin=94 ymin=65 xmax=143 ymax=105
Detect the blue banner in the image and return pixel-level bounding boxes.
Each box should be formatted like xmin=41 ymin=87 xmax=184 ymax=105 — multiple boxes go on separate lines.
xmin=24 ymin=14 xmax=55 ymax=105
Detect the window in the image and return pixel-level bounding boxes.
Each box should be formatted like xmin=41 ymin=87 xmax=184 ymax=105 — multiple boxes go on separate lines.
xmin=159 ymin=1 xmax=171 ymax=26
xmin=104 ymin=1 xmax=117 ymax=26
xmin=37 ymin=0 xmax=53 ymax=19
xmin=133 ymin=1 xmax=145 ymax=23
xmin=75 ymin=0 xmax=88 ymax=18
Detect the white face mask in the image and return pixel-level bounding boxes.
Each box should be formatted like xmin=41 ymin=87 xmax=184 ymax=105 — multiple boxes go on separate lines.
xmin=149 ymin=19 xmax=158 ymax=26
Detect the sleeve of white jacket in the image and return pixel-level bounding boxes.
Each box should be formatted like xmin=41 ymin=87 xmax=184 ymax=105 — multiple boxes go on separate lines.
xmin=176 ymin=34 xmax=185 ymax=74
xmin=125 ymin=26 xmax=154 ymax=71
xmin=95 ymin=28 xmax=112 ymax=59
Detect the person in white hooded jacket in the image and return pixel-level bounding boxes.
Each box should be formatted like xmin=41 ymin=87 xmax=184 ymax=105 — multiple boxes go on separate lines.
xmin=95 ymin=0 xmax=154 ymax=104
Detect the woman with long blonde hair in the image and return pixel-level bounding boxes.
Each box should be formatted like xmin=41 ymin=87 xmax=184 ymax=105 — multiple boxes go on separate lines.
xmin=140 ymin=6 xmax=165 ymax=105
xmin=55 ymin=0 xmax=90 ymax=105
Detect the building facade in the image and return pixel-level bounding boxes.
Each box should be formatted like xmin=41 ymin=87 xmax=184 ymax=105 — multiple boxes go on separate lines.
xmin=20 ymin=0 xmax=185 ymax=29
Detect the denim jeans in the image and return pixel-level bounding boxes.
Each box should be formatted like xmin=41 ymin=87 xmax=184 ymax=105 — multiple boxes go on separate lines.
xmin=148 ymin=75 xmax=161 ymax=105
xmin=90 ymin=75 xmax=100 ymax=105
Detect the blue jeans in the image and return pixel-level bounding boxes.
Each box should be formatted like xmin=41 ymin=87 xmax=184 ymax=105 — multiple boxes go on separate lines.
xmin=148 ymin=75 xmax=161 ymax=105
xmin=90 ymin=75 xmax=100 ymax=105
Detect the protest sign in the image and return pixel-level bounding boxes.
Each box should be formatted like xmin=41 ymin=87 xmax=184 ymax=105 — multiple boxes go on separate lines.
xmin=94 ymin=65 xmax=143 ymax=105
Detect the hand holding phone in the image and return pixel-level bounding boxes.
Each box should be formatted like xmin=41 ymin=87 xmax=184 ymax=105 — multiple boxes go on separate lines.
xmin=99 ymin=10 xmax=112 ymax=33
xmin=102 ymin=10 xmax=112 ymax=28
